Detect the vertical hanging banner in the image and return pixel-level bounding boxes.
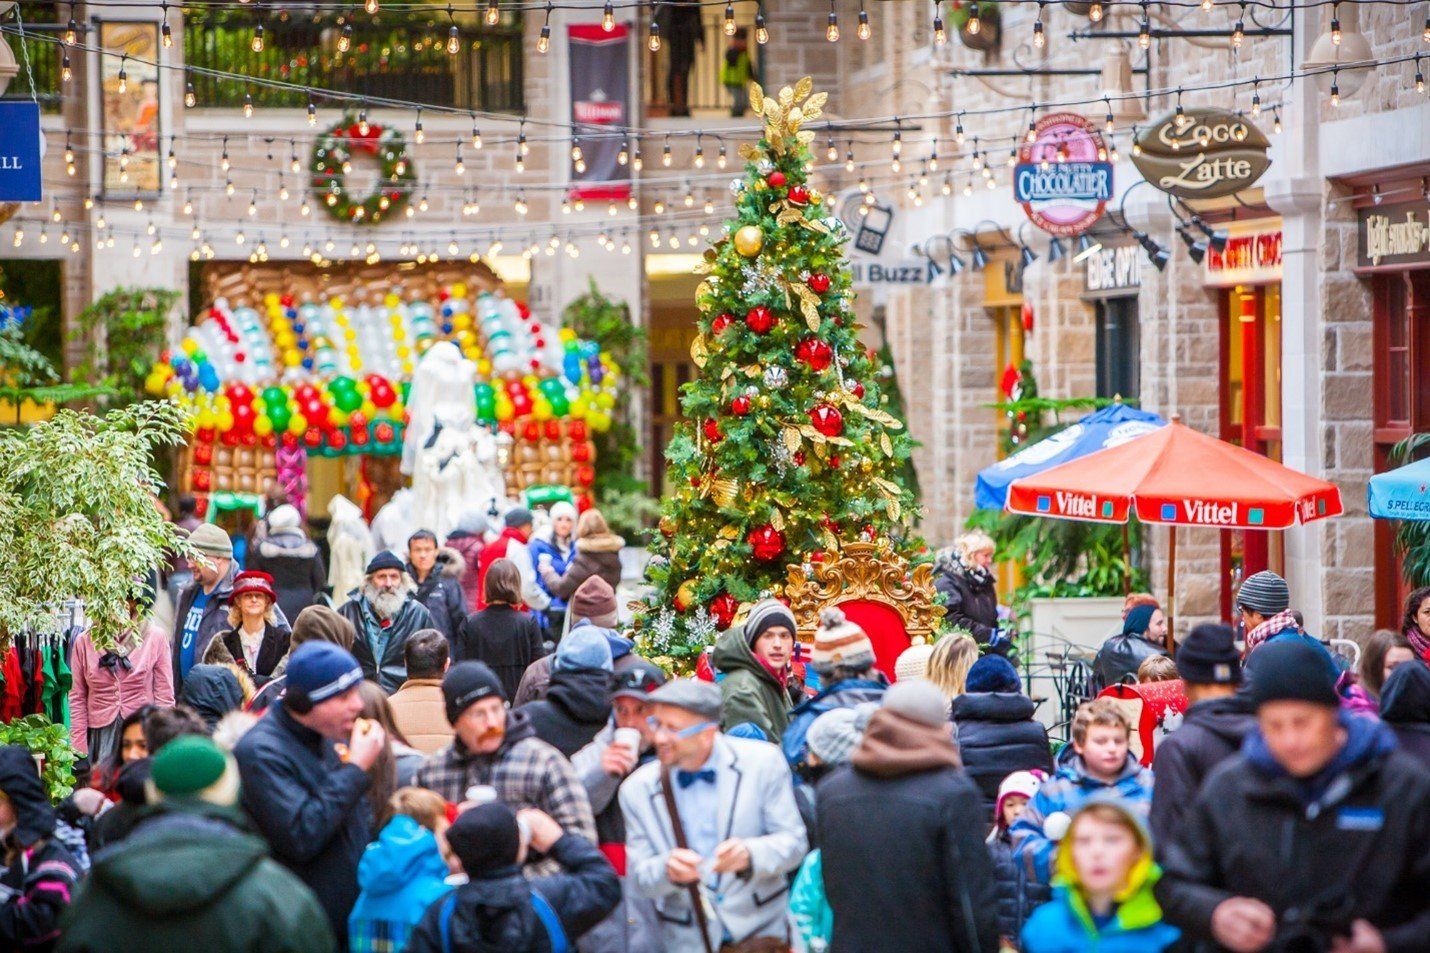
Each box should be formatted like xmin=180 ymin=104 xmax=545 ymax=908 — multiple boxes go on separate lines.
xmin=0 ymin=102 xmax=43 ymax=202
xmin=568 ymin=23 xmax=631 ymax=201
xmin=99 ymin=21 xmax=163 ymax=195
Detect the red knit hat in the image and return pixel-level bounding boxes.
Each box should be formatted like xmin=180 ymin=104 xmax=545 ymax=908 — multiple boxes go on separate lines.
xmin=232 ymin=571 xmax=276 ymax=602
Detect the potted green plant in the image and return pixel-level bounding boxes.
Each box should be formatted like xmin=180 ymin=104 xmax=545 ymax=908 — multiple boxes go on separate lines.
xmin=949 ymin=0 xmax=1000 ymax=52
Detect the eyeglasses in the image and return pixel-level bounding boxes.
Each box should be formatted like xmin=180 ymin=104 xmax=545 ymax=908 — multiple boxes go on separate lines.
xmin=646 ymin=717 xmax=716 ymax=739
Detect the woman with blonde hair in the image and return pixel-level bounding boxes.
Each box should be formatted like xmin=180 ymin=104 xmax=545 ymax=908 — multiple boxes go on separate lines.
xmin=926 ymin=631 xmax=980 ymax=702
xmin=539 ymin=507 xmax=625 ymax=601
xmin=934 ymin=530 xmax=1007 ymax=652
xmin=202 ymin=571 xmax=291 ymax=685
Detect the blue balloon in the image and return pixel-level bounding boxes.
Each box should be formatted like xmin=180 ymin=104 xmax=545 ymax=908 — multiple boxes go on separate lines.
xmin=301 ymin=357 xmax=315 ymax=371
xmin=590 ymin=365 xmax=605 ymax=386
xmin=563 ymin=354 xmax=583 ymax=384
xmin=198 ymin=364 xmax=220 ymax=392
xmin=170 ymin=355 xmax=188 ymax=371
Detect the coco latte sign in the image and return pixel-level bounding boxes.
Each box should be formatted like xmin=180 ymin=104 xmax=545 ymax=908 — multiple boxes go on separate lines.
xmin=1131 ymin=107 xmax=1270 ymax=200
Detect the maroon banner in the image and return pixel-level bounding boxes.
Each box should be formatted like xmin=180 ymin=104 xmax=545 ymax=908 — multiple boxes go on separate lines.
xmin=568 ymin=23 xmax=631 ymax=201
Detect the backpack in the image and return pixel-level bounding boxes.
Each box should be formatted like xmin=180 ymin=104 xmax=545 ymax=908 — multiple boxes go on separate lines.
xmin=438 ymin=887 xmax=568 ymax=953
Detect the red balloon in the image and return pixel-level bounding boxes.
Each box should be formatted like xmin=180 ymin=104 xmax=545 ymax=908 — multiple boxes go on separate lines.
xmin=745 ymin=306 xmax=775 ymax=335
xmin=220 ymin=431 xmax=239 ymax=447
xmin=348 ymin=410 xmax=368 ymax=430
xmin=498 ymin=420 xmax=516 ymax=436
xmin=228 ymin=383 xmax=253 ymax=405
xmin=576 ymin=493 xmax=594 ymax=514
xmin=787 ymin=185 xmax=811 ymax=206
xmin=281 ymin=432 xmax=298 ymax=448
xmin=711 ymin=312 xmax=734 ymax=335
xmin=196 ymin=427 xmax=216 ymax=445
xmin=544 ymin=421 xmax=562 ymax=441
xmin=304 ymin=428 xmax=324 ymax=448
xmin=571 ymin=442 xmax=592 ymax=463
xmin=807 ymin=273 xmax=831 ymax=294
xmin=261 ymin=433 xmax=278 ymax=449
xmin=523 ymin=422 xmax=541 ymax=442
xmin=709 ymin=592 xmax=740 ymax=629
xmin=192 ymin=471 xmax=212 ymax=492
xmin=795 ymin=337 xmax=834 ymax=372
xmin=730 ymin=395 xmax=751 ymax=416
xmin=747 ymin=524 xmax=786 ymax=562
xmin=371 ymin=384 xmax=395 ymax=408
xmin=328 ymin=430 xmax=348 ymax=451
xmin=809 ymin=403 xmax=843 ymax=437
xmin=374 ymin=422 xmax=395 ymax=444
xmin=350 ymin=426 xmax=369 ymax=446
xmin=767 ymin=171 xmax=787 ymax=188
xmin=703 ymin=418 xmax=723 ymax=442
xmin=576 ymin=464 xmax=596 ymax=486
xmin=568 ymin=420 xmax=588 ymax=441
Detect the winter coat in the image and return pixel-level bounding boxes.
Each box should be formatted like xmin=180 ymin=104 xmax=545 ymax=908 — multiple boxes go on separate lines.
xmin=179 ymin=664 xmax=247 ymax=730
xmin=789 ymin=849 xmax=833 ymax=953
xmin=348 ymin=814 xmax=452 ymax=953
xmin=1380 ymin=658 xmax=1430 ymax=767
xmin=388 ymin=678 xmax=454 ymax=755
xmin=1011 ymin=751 xmax=1155 ymax=885
xmin=513 ymin=634 xmax=652 ymax=709
xmin=1021 ymin=870 xmax=1179 ymax=953
xmin=404 ymin=833 xmax=620 ymax=953
xmin=68 ymin=625 xmax=175 ymax=755
xmin=87 ymin=758 xmax=150 ymax=853
xmin=934 ymin=556 xmax=999 ymax=644
xmin=1148 ymin=693 xmax=1255 ymax=847
xmin=0 ymin=746 xmax=81 ymax=953
xmin=414 ymin=709 xmax=597 ymax=878
xmin=540 ymin=533 xmax=624 ymax=603
xmin=232 ymin=703 xmax=373 ymax=945
xmin=173 ymin=563 xmax=240 ymax=692
xmin=950 ymin=691 xmax=1054 ymax=812
xmin=528 ymin=532 xmax=576 ymax=611
xmin=519 ymin=666 xmax=613 ymax=758
xmin=202 ymin=621 xmax=291 ymax=685
xmin=1155 ymin=716 xmax=1430 ymax=953
xmin=988 ymin=828 xmax=1050 ymax=942
xmin=817 ymin=710 xmax=999 ymax=953
xmin=477 ymin=528 xmax=550 ymax=612
xmin=1092 ymin=633 xmax=1166 ymax=692
xmin=247 ymin=529 xmax=328 ymax=626
xmin=782 ymin=677 xmax=887 ymax=769
xmin=714 ymin=626 xmax=796 ymax=740
xmin=57 ymin=801 xmax=332 ymax=953
xmin=455 ymin=605 xmax=546 ymax=702
xmin=340 ymin=592 xmax=437 ymax=693
xmin=445 ymin=530 xmax=487 ymax=611
xmin=410 ymin=547 xmax=469 ymax=642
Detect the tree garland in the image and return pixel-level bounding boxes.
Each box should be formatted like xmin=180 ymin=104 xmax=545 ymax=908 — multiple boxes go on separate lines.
xmin=309 ymin=115 xmax=416 ymax=225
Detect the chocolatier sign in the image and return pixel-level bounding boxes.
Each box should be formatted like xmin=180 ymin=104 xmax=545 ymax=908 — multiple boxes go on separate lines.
xmin=1131 ymin=107 xmax=1270 ymax=200
xmin=1358 ymin=200 xmax=1430 ymax=268
xmin=1014 ymin=112 xmax=1113 ymax=237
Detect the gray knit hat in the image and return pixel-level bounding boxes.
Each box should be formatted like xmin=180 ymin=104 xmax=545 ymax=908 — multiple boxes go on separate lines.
xmin=807 ymin=707 xmax=863 ymax=766
xmin=187 ymin=523 xmax=233 ymax=559
xmin=883 ymin=679 xmax=949 ymax=729
xmin=743 ymin=598 xmax=797 ymax=648
xmin=1237 ymin=570 xmax=1290 ymax=615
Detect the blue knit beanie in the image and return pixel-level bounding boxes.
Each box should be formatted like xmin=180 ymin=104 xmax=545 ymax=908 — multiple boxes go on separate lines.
xmin=1122 ymin=603 xmax=1158 ymax=638
xmin=555 ymin=623 xmax=614 ymax=673
xmin=285 ymin=641 xmax=363 ymax=709
xmin=965 ymin=654 xmax=1021 ymax=694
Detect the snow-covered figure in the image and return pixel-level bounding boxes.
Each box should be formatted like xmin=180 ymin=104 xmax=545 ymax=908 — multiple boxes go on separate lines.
xmin=327 ymin=494 xmax=375 ymax=607
xmin=402 ymin=341 xmax=478 ymax=476
xmin=369 ymin=487 xmax=415 ymax=557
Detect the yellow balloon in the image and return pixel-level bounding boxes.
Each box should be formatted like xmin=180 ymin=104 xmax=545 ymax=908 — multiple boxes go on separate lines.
xmin=559 ymin=328 xmax=577 ymax=344
xmin=197 ymin=408 xmax=218 ymax=429
xmin=388 ymin=400 xmax=404 ymax=419
xmin=253 ymin=416 xmax=274 ymax=437
xmin=453 ymin=313 xmax=472 ymax=331
xmin=361 ymin=400 xmax=378 ymax=418
xmin=218 ymin=412 xmax=235 ymax=431
xmin=181 ymin=337 xmax=199 ymax=355
xmin=596 ymin=392 xmax=616 ymax=410
xmin=476 ymin=358 xmax=492 ymax=376
xmin=384 ymin=293 xmax=400 ymax=308
xmin=330 ymin=409 xmax=350 ymax=428
xmin=532 ymin=400 xmax=553 ymax=422
xmin=451 ymin=282 xmax=467 ymax=298
xmin=396 ymin=345 xmax=411 ymax=359
xmin=570 ymin=397 xmax=588 ymax=417
xmin=283 ymin=350 xmax=302 ymax=368
xmin=288 ymin=413 xmax=307 ymax=435
xmin=400 ymin=359 xmax=414 ymax=375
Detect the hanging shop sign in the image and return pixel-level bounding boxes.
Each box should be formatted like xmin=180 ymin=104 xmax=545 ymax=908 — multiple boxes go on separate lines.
xmin=0 ymin=102 xmax=42 ymax=202
xmin=1204 ymin=227 xmax=1282 ymax=286
xmin=849 ymin=258 xmax=933 ymax=287
xmin=1083 ymin=242 xmax=1143 ymax=295
xmin=1131 ymin=108 xmax=1270 ymax=200
xmin=1013 ymin=112 xmax=1113 ymax=237
xmin=98 ymin=21 xmax=162 ymax=195
xmin=1358 ymin=200 xmax=1430 ymax=268
xmin=568 ymin=23 xmax=632 ymax=200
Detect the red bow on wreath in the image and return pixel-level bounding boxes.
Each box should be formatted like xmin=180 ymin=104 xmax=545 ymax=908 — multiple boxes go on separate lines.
xmin=344 ymin=123 xmax=383 ymax=155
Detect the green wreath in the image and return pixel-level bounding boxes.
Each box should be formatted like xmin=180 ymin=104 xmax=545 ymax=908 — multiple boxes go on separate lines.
xmin=310 ymin=115 xmax=416 ymax=224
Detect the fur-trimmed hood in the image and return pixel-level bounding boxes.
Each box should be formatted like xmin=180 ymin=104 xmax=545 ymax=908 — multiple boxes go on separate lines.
xmin=575 ymin=532 xmax=625 ymax=554
xmin=254 ymin=530 xmax=319 ymax=561
xmin=435 ymin=545 xmax=466 ymax=578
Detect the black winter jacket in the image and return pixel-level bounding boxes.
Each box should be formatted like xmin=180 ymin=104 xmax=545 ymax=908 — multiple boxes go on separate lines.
xmin=987 ymin=829 xmax=1050 ymax=943
xmin=404 ymin=833 xmax=620 ymax=953
xmin=409 ymin=548 xmax=469 ymax=642
xmin=1155 ymin=718 xmax=1430 ymax=953
xmin=519 ymin=667 xmax=613 ymax=758
xmin=1380 ymin=658 xmax=1430 ymax=769
xmin=950 ymin=692 xmax=1054 ymax=813
xmin=340 ymin=593 xmax=437 ymax=693
xmin=455 ymin=605 xmax=546 ymax=702
xmin=232 ymin=704 xmax=372 ymax=946
xmin=247 ymin=530 xmax=327 ymax=627
xmin=1092 ymin=632 xmax=1167 ymax=691
xmin=178 ymin=664 xmax=246 ymax=730
xmin=818 ymin=761 xmax=999 ymax=953
xmin=1148 ymin=693 xmax=1255 ymax=847
xmin=934 ymin=562 xmax=999 ymax=644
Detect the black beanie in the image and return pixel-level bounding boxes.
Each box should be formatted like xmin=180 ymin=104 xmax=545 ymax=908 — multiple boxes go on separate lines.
xmin=1247 ymin=639 xmax=1338 ymax=709
xmin=446 ymin=801 xmax=522 ymax=875
xmin=1175 ymin=623 xmax=1241 ymax=685
xmin=442 ymin=661 xmax=506 ymax=725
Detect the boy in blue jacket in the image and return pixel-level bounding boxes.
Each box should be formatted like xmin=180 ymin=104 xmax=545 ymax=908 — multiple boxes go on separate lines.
xmin=1012 ymin=699 xmax=1153 ymax=884
xmin=349 ymin=787 xmax=453 ymax=953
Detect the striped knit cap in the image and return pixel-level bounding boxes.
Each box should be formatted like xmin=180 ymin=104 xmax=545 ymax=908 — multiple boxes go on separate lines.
xmin=1236 ymin=570 xmax=1290 ymax=615
xmin=742 ymin=598 xmax=798 ymax=648
xmin=812 ymin=606 xmax=876 ymax=675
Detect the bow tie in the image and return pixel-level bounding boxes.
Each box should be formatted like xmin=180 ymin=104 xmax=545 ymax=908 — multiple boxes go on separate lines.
xmin=98 ymin=653 xmax=133 ymax=673
xmin=676 ymin=768 xmax=716 ymax=789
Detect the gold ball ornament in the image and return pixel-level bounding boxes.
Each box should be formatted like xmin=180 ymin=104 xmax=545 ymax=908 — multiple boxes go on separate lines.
xmin=675 ymin=579 xmax=699 ymax=612
xmin=734 ymin=225 xmax=764 ymax=257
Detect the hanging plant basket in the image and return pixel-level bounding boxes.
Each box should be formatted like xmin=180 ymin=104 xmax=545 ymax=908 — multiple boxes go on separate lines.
xmin=309 ymin=115 xmax=416 ymax=225
xmin=949 ymin=1 xmax=1001 ymax=51
xmin=1063 ymin=1 xmax=1095 ymax=14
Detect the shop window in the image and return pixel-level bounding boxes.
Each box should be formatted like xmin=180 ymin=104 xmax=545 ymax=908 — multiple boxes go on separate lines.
xmin=1094 ymin=296 xmax=1140 ymax=400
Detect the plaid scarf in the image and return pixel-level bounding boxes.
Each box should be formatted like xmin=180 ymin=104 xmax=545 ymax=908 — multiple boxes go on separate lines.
xmin=1244 ymin=609 xmax=1301 ymax=655
xmin=1406 ymin=625 xmax=1430 ymax=662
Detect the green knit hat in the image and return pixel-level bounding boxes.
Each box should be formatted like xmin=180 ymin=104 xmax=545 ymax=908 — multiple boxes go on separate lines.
xmin=150 ymin=735 xmax=229 ymax=797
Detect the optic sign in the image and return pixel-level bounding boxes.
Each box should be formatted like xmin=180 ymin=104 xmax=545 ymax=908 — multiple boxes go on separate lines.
xmin=1013 ymin=112 xmax=1113 ymax=237
xmin=1131 ymin=107 xmax=1270 ymax=200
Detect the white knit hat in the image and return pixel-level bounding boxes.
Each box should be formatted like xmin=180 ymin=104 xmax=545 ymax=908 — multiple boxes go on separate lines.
xmin=894 ymin=637 xmax=935 ymax=682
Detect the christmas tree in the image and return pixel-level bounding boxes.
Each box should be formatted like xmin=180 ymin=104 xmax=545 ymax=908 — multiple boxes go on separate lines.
xmin=635 ymin=78 xmax=919 ymax=668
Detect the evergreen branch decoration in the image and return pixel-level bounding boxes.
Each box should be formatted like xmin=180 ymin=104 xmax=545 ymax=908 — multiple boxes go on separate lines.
xmin=310 ymin=115 xmax=417 ymax=225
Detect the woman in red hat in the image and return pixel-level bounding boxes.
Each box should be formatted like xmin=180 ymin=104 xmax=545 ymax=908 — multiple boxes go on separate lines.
xmin=202 ymin=570 xmax=291 ymax=686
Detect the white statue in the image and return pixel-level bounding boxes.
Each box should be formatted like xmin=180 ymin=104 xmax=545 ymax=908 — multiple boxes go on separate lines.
xmin=369 ymin=487 xmax=415 ymax=558
xmin=327 ymin=494 xmax=375 ymax=606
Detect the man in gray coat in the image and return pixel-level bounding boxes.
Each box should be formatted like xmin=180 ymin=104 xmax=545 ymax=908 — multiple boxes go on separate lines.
xmin=619 ymin=679 xmax=807 ymax=951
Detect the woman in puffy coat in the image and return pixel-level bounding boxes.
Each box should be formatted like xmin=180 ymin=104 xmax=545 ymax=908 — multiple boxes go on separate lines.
xmin=933 ymin=531 xmax=1003 ymax=648
xmin=539 ymin=509 xmax=624 ymax=603
xmin=529 ymin=501 xmax=578 ymax=634
xmin=951 ymin=655 xmax=1054 ymax=811
xmin=245 ymin=504 xmax=326 ymax=624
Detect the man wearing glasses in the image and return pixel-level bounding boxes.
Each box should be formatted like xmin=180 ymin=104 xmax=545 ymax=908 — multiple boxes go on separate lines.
xmin=619 ymin=679 xmax=806 ymax=952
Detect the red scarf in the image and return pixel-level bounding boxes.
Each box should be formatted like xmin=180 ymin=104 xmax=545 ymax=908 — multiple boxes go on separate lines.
xmin=1244 ymin=609 xmax=1301 ymax=655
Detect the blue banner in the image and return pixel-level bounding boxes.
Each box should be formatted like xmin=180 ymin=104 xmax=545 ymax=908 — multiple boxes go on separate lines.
xmin=1013 ymin=161 xmax=1114 ymax=204
xmin=0 ymin=102 xmax=42 ymax=202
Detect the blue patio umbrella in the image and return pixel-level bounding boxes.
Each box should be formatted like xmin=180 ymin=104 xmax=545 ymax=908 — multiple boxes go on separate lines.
xmin=975 ymin=403 xmax=1168 ymax=510
xmin=1369 ymin=457 xmax=1430 ymax=522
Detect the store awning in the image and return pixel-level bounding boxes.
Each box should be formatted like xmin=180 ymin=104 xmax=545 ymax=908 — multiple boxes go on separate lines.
xmin=1369 ymin=457 xmax=1430 ymax=522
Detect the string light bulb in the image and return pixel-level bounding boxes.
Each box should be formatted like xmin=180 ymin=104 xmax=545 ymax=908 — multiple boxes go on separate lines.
xmin=1250 ymin=82 xmax=1261 ymax=116
xmin=117 ymin=59 xmax=128 ymax=94
xmin=537 ymin=2 xmax=552 ymax=53
xmin=966 ymin=2 xmax=981 ymax=35
xmin=718 ymin=142 xmax=728 ymax=168
xmin=933 ymin=0 xmax=947 ymax=45
xmin=364 ymin=0 xmax=379 ymax=14
xmin=826 ymin=1 xmax=840 ymax=42
xmin=755 ymin=5 xmax=769 ymax=44
xmin=414 ymin=111 xmax=424 ymax=144
xmin=724 ymin=3 xmax=737 ymax=36
xmin=61 ymin=52 xmax=71 ymax=84
xmin=1329 ymin=69 xmax=1340 ymax=107
xmin=1416 ymin=55 xmax=1425 ymax=94
xmin=161 ymin=6 xmax=173 ymax=47
xmin=338 ymin=23 xmax=353 ymax=52
xmin=447 ymin=22 xmax=461 ymax=55
xmin=602 ymin=2 xmax=615 ymax=31
xmin=251 ymin=22 xmax=264 ymax=53
xmin=306 ymin=94 xmax=316 ymax=124
xmin=857 ymin=2 xmax=871 ymax=40
xmin=1138 ymin=4 xmax=1151 ymax=48
xmin=243 ymin=91 xmax=253 ymax=118
xmin=486 ymin=0 xmax=500 ymax=26
xmin=1231 ymin=5 xmax=1244 ymax=47
xmin=1089 ymin=2 xmax=1103 ymax=23
xmin=648 ymin=20 xmax=661 ymax=51
xmin=1330 ymin=2 xmax=1341 ymax=44
xmin=1033 ymin=17 xmax=1044 ymax=48
xmin=64 ymin=13 xmax=77 ymax=46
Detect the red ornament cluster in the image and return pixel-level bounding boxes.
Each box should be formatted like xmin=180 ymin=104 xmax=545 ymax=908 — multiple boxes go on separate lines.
xmin=809 ymin=403 xmax=844 ymax=437
xmin=729 ymin=395 xmax=752 ymax=416
xmin=709 ymin=592 xmax=741 ymax=629
xmin=712 ymin=312 xmax=735 ymax=335
xmin=795 ymin=337 xmax=834 ymax=372
xmin=748 ymin=524 xmax=787 ymax=561
xmin=703 ymin=418 xmax=723 ymax=442
xmin=807 ymin=273 xmax=831 ymax=294
xmin=745 ymin=306 xmax=776 ymax=335
xmin=787 ymin=185 xmax=811 ymax=206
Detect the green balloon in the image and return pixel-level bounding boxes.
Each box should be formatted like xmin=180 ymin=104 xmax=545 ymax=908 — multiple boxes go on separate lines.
xmin=336 ymin=388 xmax=363 ymax=413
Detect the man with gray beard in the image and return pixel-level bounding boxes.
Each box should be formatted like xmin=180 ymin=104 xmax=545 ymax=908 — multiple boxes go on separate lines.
xmin=340 ymin=551 xmax=437 ymax=693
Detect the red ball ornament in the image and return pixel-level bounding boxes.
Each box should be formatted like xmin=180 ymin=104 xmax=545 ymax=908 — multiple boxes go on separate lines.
xmin=703 ymin=418 xmax=723 ymax=442
xmin=747 ymin=524 xmax=787 ymax=562
xmin=767 ymin=171 xmax=787 ymax=188
xmin=795 ymin=337 xmax=834 ymax=372
xmin=787 ymin=185 xmax=810 ymax=206
xmin=807 ymin=273 xmax=831 ymax=294
xmin=709 ymin=592 xmax=741 ymax=630
xmin=544 ymin=421 xmax=562 ymax=441
xmin=851 ymin=382 xmax=865 ymax=399
xmin=828 ymin=455 xmax=841 ymax=469
xmin=304 ymin=428 xmax=324 ymax=448
xmin=193 ymin=444 xmax=213 ymax=466
xmin=809 ymin=403 xmax=844 ymax=437
xmin=730 ymin=395 xmax=751 ymax=416
xmin=793 ymin=451 xmax=806 ymax=466
xmin=744 ymin=306 xmax=775 ymax=334
xmin=711 ymin=312 xmax=734 ymax=335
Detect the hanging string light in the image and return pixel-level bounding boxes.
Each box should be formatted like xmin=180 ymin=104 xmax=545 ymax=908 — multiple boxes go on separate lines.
xmin=1033 ymin=0 xmax=1045 ymax=48
xmin=364 ymin=0 xmax=379 ymax=15
xmin=1138 ymin=2 xmax=1151 ymax=48
xmin=1417 ymin=55 xmax=1425 ymax=93
xmin=117 ymin=57 xmax=128 ymax=94
xmin=755 ymin=2 xmax=769 ymax=45
xmin=857 ymin=1 xmax=871 ymax=41
xmin=1089 ymin=2 xmax=1104 ymax=24
xmin=60 ymin=51 xmax=71 ymax=83
xmin=1250 ymin=79 xmax=1261 ymax=116
xmin=1329 ymin=68 xmax=1340 ymax=106
xmin=1330 ymin=2 xmax=1342 ymax=44
xmin=966 ymin=2 xmax=982 ymax=36
xmin=243 ymin=90 xmax=254 ymax=118
xmin=717 ymin=142 xmax=728 ymax=169
xmin=486 ymin=0 xmax=500 ymax=27
xmin=251 ymin=22 xmax=265 ymax=53
xmin=414 ymin=109 xmax=425 ymax=144
xmin=447 ymin=8 xmax=461 ymax=55
xmin=723 ymin=3 xmax=737 ymax=36
xmin=602 ymin=2 xmax=615 ymax=32
xmin=160 ymin=2 xmax=173 ymax=47
xmin=337 ymin=23 xmax=353 ymax=53
xmin=933 ymin=0 xmax=947 ymax=45
xmin=1232 ymin=3 xmax=1245 ymax=47
xmin=827 ymin=0 xmax=840 ymax=42
xmin=306 ymin=92 xmax=316 ymax=124
xmin=537 ymin=2 xmax=553 ymax=53
xmin=648 ymin=17 xmax=661 ymax=51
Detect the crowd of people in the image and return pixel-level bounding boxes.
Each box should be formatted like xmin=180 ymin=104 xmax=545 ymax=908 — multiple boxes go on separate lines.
xmin=0 ymin=503 xmax=1428 ymax=953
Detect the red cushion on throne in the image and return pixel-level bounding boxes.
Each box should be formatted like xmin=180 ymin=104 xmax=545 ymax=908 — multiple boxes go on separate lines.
xmin=832 ymin=599 xmax=911 ymax=681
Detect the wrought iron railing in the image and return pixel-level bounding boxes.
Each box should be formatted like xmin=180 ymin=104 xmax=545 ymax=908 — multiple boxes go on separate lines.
xmin=2 ymin=24 xmax=66 ymax=114
xmin=181 ymin=8 xmax=524 ymax=113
